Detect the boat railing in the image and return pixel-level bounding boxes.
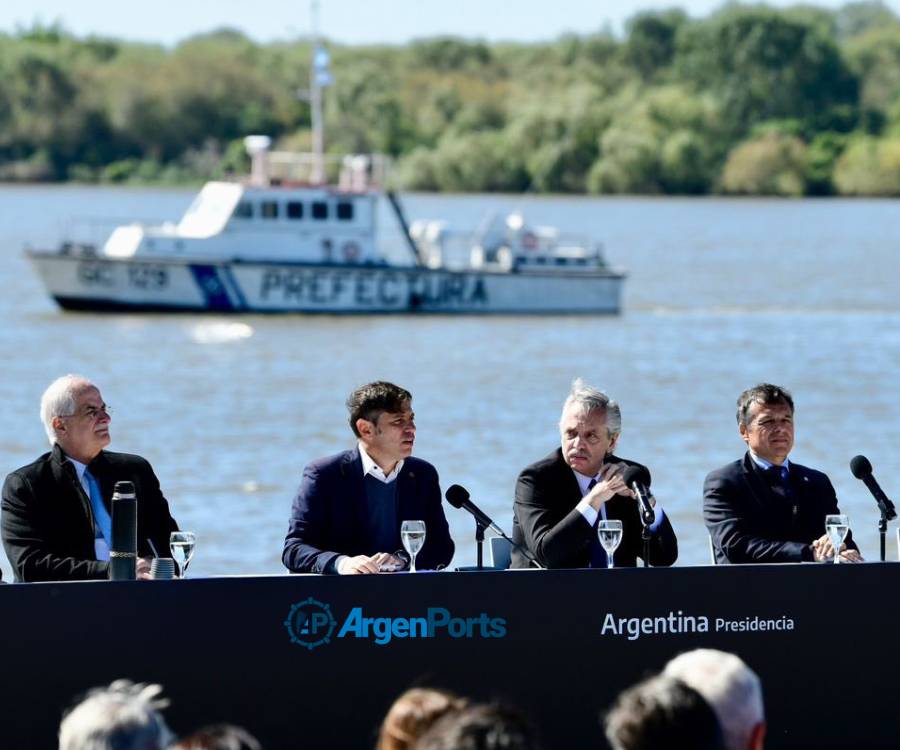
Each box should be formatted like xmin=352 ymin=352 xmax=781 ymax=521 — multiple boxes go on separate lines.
xmin=51 ymin=216 xmax=168 ymax=255
xmin=258 ymin=152 xmax=391 ymax=191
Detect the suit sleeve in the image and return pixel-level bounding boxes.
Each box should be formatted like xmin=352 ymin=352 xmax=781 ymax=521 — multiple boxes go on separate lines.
xmin=282 ymin=463 xmax=342 ymax=574
xmin=136 ymin=458 xmax=179 ymax=560
xmin=704 ymin=469 xmax=811 ymax=563
xmin=514 ymin=468 xmax=593 ymax=569
xmin=1 ymin=472 xmax=108 ymax=582
xmin=415 ymin=466 xmax=454 ymax=570
xmin=633 ymin=509 xmax=678 ymax=567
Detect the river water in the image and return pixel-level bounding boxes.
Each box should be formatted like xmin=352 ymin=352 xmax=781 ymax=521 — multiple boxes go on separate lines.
xmin=1 ymin=185 xmax=899 ymax=580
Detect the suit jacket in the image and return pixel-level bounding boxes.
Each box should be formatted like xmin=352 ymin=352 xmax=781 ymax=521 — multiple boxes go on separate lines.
xmin=282 ymin=448 xmax=455 ymax=574
xmin=510 ymin=449 xmax=678 ymax=569
xmin=704 ymin=452 xmax=857 ymax=564
xmin=1 ymin=444 xmax=179 ymax=582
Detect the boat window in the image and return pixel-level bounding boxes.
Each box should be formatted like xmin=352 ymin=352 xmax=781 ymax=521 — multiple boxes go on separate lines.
xmin=261 ymin=201 xmax=279 ymax=219
xmin=336 ymin=201 xmax=354 ymax=221
xmin=287 ymin=201 xmax=304 ymax=220
xmin=234 ymin=202 xmax=254 ymax=219
xmin=312 ymin=201 xmax=329 ymax=220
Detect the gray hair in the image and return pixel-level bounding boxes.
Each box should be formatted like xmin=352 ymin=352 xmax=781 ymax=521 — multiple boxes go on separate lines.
xmin=664 ymin=649 xmax=764 ymax=750
xmin=560 ymin=378 xmax=622 ymax=438
xmin=40 ymin=374 xmax=94 ymax=446
xmin=735 ymin=383 xmax=794 ymax=428
xmin=59 ymin=680 xmax=174 ymax=750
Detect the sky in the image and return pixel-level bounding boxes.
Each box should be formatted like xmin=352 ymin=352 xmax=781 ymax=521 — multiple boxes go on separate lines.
xmin=2 ymin=0 xmax=898 ymax=46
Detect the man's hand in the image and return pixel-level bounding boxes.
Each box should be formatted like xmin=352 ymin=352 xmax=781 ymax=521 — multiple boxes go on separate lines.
xmin=339 ymin=552 xmax=404 ymax=575
xmin=585 ymin=461 xmax=633 ymax=510
xmin=137 ymin=556 xmax=153 ymax=580
xmin=811 ymin=535 xmax=863 ymax=563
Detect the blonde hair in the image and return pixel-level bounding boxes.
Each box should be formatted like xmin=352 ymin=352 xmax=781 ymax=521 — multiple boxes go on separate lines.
xmin=376 ymin=688 xmax=467 ymax=750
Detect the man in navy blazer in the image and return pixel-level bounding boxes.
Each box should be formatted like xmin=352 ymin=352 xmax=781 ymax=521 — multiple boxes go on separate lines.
xmin=704 ymin=383 xmax=861 ymax=564
xmin=283 ymin=381 xmax=454 ymax=574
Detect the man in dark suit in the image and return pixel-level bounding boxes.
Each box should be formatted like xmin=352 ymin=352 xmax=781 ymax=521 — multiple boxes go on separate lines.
xmin=511 ymin=379 xmax=677 ymax=569
xmin=282 ymin=381 xmax=454 ymax=574
xmin=1 ymin=375 xmax=179 ymax=582
xmin=704 ymin=383 xmax=861 ymax=564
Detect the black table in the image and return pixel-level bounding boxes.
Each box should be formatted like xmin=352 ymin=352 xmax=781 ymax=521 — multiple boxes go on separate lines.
xmin=2 ymin=563 xmax=897 ymax=748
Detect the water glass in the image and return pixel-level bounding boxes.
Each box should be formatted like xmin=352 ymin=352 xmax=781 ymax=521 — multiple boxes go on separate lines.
xmin=825 ymin=514 xmax=849 ymax=564
xmin=150 ymin=558 xmax=176 ymax=580
xmin=169 ymin=531 xmax=196 ymax=578
xmin=597 ymin=519 xmax=624 ymax=570
xmin=401 ymin=520 xmax=426 ymax=572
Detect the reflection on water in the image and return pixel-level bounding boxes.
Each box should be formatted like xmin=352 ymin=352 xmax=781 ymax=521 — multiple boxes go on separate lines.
xmin=1 ymin=187 xmax=899 ymax=580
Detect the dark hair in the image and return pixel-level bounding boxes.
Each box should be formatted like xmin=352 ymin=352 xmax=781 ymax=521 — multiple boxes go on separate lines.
xmin=347 ymin=381 xmax=412 ymax=437
xmin=736 ymin=383 xmax=794 ymax=427
xmin=172 ymin=724 xmax=261 ymax=750
xmin=376 ymin=688 xmax=468 ymax=750
xmin=604 ymin=675 xmax=725 ymax=750
xmin=413 ymin=703 xmax=541 ymax=750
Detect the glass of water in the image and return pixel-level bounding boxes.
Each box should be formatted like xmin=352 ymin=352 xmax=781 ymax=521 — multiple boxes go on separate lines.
xmin=597 ymin=519 xmax=624 ymax=570
xmin=169 ymin=531 xmax=196 ymax=578
xmin=825 ymin=514 xmax=849 ymax=564
xmin=401 ymin=520 xmax=426 ymax=572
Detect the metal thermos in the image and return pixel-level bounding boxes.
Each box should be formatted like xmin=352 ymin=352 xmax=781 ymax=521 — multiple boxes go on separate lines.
xmin=109 ymin=480 xmax=137 ymax=581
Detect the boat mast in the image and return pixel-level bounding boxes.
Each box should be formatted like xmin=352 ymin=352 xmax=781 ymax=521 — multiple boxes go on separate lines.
xmin=310 ymin=0 xmax=326 ymax=185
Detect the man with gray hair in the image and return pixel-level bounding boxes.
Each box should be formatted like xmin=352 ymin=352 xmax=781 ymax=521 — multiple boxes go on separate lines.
xmin=664 ymin=649 xmax=766 ymax=750
xmin=59 ymin=679 xmax=174 ymax=750
xmin=510 ymin=379 xmax=677 ymax=568
xmin=1 ymin=374 xmax=178 ymax=581
xmin=704 ymin=383 xmax=860 ymax=564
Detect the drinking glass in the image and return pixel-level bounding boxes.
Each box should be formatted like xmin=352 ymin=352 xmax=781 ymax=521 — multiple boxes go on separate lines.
xmin=169 ymin=531 xmax=196 ymax=578
xmin=597 ymin=519 xmax=623 ymax=570
xmin=825 ymin=514 xmax=849 ymax=565
xmin=401 ymin=520 xmax=426 ymax=573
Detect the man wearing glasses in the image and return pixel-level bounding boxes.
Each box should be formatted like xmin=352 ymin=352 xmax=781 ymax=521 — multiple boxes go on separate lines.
xmin=511 ymin=379 xmax=678 ymax=569
xmin=1 ymin=374 xmax=178 ymax=581
xmin=705 ymin=383 xmax=861 ymax=564
xmin=282 ymin=381 xmax=454 ymax=574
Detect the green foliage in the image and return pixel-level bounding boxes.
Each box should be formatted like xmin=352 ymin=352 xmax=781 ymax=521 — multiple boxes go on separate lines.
xmin=833 ymin=135 xmax=900 ymax=194
xmin=2 ymin=8 xmax=900 ymax=195
xmin=720 ymin=133 xmax=808 ymax=196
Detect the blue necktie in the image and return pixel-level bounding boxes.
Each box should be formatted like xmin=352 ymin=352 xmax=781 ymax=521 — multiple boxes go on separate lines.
xmin=587 ymin=478 xmax=609 ymax=568
xmin=83 ymin=469 xmax=112 ymax=546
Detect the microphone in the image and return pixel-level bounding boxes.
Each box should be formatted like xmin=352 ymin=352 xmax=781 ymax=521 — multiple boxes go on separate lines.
xmin=445 ymin=485 xmax=543 ymax=569
xmin=622 ymin=465 xmax=656 ymax=526
xmin=850 ymin=455 xmax=897 ymax=521
xmin=109 ymin=480 xmax=138 ymax=581
xmin=445 ymin=484 xmax=505 ymax=536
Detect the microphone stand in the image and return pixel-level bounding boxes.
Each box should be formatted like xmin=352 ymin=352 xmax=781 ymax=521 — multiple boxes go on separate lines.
xmin=875 ymin=496 xmax=896 ymax=562
xmin=639 ymin=507 xmax=654 ymax=569
xmin=474 ymin=518 xmax=487 ymax=571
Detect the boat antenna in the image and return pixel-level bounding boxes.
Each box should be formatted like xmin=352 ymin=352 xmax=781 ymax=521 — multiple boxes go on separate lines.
xmin=309 ymin=0 xmax=329 ymax=185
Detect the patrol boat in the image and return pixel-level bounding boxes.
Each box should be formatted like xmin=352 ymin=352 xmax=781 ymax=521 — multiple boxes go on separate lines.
xmin=26 ymin=139 xmax=625 ymax=314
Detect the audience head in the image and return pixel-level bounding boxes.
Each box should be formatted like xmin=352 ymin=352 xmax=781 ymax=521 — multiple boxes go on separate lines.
xmin=413 ymin=702 xmax=541 ymax=750
xmin=172 ymin=724 xmax=261 ymax=750
xmin=377 ymin=688 xmax=468 ymax=750
xmin=604 ymin=674 xmax=724 ymax=750
xmin=664 ymin=649 xmax=766 ymax=750
xmin=59 ymin=680 xmax=173 ymax=750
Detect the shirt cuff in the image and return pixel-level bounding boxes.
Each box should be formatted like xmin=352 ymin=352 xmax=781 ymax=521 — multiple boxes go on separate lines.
xmin=649 ymin=502 xmax=665 ymax=532
xmin=577 ymin=497 xmax=599 ymax=527
xmin=334 ymin=554 xmax=349 ymax=574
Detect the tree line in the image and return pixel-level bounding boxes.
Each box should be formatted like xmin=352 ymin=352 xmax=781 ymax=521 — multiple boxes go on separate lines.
xmin=3 ymin=2 xmax=900 ymax=195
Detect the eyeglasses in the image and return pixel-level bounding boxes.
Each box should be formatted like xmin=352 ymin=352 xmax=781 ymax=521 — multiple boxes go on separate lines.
xmin=60 ymin=405 xmax=112 ymax=420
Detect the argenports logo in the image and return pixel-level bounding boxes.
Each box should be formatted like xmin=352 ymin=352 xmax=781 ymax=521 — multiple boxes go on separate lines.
xmin=284 ymin=601 xmax=506 ymax=649
xmin=284 ymin=597 xmax=337 ymax=650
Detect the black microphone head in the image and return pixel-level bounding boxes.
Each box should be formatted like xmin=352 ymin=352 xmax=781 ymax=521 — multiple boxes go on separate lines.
xmin=622 ymin=465 xmax=651 ymax=488
xmin=445 ymin=484 xmax=470 ymax=509
xmin=850 ymin=455 xmax=873 ymax=479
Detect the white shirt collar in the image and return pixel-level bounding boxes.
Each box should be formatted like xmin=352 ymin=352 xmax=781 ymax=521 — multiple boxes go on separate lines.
xmin=572 ymin=468 xmax=601 ymax=497
xmin=750 ymin=451 xmax=791 ymax=472
xmin=358 ymin=442 xmax=403 ymax=484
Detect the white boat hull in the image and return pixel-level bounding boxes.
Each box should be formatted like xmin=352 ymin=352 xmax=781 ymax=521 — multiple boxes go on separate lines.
xmin=27 ymin=252 xmax=625 ymax=314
